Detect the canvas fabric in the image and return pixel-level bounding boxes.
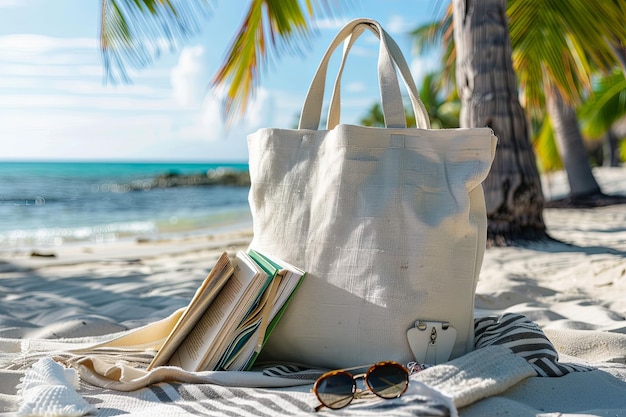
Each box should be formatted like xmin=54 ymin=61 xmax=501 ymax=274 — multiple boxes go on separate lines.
xmin=248 ymin=18 xmax=498 ymax=369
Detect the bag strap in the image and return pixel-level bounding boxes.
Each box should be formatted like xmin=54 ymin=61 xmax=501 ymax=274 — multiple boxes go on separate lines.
xmin=326 ymin=23 xmax=431 ymax=130
xmin=325 ymin=25 xmax=368 ymax=130
xmin=298 ymin=18 xmax=430 ymax=130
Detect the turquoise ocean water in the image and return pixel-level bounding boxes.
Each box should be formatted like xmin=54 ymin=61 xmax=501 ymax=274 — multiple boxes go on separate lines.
xmin=0 ymin=161 xmax=252 ymax=250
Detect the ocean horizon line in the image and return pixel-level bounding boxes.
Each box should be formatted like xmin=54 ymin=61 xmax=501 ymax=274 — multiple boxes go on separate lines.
xmin=0 ymin=158 xmax=249 ymax=165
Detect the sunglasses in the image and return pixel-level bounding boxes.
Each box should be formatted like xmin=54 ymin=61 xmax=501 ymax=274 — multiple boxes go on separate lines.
xmin=313 ymin=361 xmax=410 ymax=411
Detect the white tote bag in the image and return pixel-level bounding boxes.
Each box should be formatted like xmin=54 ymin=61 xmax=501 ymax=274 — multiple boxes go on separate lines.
xmin=248 ymin=18 xmax=498 ymax=369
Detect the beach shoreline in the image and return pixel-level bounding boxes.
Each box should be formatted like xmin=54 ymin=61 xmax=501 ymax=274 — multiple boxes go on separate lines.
xmin=0 ymin=221 xmax=253 ymax=271
xmin=0 ymin=226 xmax=253 ymax=340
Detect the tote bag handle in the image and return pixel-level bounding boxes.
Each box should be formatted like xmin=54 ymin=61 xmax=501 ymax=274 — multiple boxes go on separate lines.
xmin=326 ymin=22 xmax=430 ymax=130
xmin=299 ymin=18 xmax=430 ymax=130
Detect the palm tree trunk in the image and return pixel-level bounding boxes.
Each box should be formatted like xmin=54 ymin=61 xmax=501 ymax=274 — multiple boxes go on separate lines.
xmin=605 ymin=129 xmax=621 ymax=167
xmin=546 ymin=86 xmax=602 ymax=197
xmin=453 ymin=0 xmax=547 ymax=245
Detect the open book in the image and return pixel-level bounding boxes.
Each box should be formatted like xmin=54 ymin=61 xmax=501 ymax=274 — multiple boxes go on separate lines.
xmin=147 ymin=249 xmax=305 ymax=372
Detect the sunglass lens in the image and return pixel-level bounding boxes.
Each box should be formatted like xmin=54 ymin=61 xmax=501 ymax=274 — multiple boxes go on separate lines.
xmin=315 ymin=372 xmax=355 ymax=409
xmin=367 ymin=364 xmax=409 ymax=399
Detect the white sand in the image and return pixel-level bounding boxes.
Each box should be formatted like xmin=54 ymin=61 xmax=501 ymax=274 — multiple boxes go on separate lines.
xmin=1 ymin=167 xmax=626 ymax=416
xmin=0 ymin=229 xmax=253 ymax=339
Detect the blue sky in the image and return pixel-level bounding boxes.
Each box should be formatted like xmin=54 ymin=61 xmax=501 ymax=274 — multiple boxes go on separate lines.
xmin=0 ymin=0 xmax=442 ymax=162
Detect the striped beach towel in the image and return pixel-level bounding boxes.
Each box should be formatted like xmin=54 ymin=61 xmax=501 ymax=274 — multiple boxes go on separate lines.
xmin=16 ymin=313 xmax=593 ymax=417
xmin=474 ymin=312 xmax=593 ymax=376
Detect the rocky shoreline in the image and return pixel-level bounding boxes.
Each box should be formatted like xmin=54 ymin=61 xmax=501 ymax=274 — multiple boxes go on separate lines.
xmin=118 ymin=169 xmax=250 ymax=191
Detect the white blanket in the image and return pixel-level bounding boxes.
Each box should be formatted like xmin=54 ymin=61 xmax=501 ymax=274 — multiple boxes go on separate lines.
xmin=16 ymin=345 xmax=539 ymax=417
xmin=13 ymin=337 xmax=626 ymax=417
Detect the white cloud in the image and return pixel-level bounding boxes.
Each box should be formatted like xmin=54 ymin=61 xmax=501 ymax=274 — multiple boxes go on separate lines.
xmin=386 ymin=15 xmax=413 ymax=34
xmin=177 ymin=86 xmax=275 ymax=143
xmin=312 ymin=17 xmax=349 ymax=30
xmin=0 ymin=29 xmax=288 ymax=161
xmin=410 ymin=51 xmax=442 ymax=86
xmin=245 ymin=88 xmax=275 ymax=127
xmin=166 ymin=44 xmax=269 ymax=148
xmin=0 ymin=0 xmax=25 ymax=8
xmin=347 ymin=44 xmax=377 ymax=57
xmin=0 ymin=93 xmax=176 ymax=112
xmin=0 ymin=33 xmax=254 ymax=161
xmin=0 ymin=33 xmax=174 ymax=113
xmin=0 ymin=34 xmax=96 ymax=55
xmin=0 ymin=62 xmax=101 ymax=77
xmin=346 ymin=81 xmax=365 ymax=93
xmin=55 ymin=80 xmax=159 ymax=96
xmin=0 ymin=34 xmax=105 ymax=87
xmin=170 ymin=45 xmax=210 ymax=107
xmin=0 ymin=110 xmax=245 ymax=161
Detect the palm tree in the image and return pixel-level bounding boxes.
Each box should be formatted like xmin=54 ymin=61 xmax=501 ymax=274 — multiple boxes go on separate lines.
xmin=417 ymin=0 xmax=626 ymax=239
xmin=507 ymin=0 xmax=626 ymax=206
xmin=453 ymin=0 xmax=547 ymax=244
xmin=537 ymin=46 xmax=626 ymax=172
xmin=414 ymin=1 xmax=547 ymax=243
xmin=544 ymin=86 xmax=602 ymax=199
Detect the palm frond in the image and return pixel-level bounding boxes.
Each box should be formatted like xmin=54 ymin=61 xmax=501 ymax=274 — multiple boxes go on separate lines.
xmin=579 ymin=72 xmax=626 ymax=138
xmin=212 ymin=0 xmax=332 ymax=123
xmin=509 ymin=0 xmax=626 ymax=111
xmin=410 ymin=3 xmax=454 ymax=87
xmin=419 ymin=72 xmax=437 ymax=112
xmin=360 ymin=102 xmax=384 ymax=127
xmin=101 ymin=0 xmax=213 ymax=83
xmin=533 ymin=116 xmax=562 ymax=173
xmin=411 ymin=22 xmax=445 ymax=55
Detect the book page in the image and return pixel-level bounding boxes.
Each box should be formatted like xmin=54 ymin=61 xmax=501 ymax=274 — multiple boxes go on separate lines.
xmin=214 ymin=274 xmax=281 ymax=370
xmin=196 ymin=252 xmax=271 ymax=370
xmin=168 ymin=269 xmax=244 ymax=369
xmin=250 ymin=251 xmax=305 ymax=321
xmin=241 ymin=250 xmax=306 ymax=370
xmin=147 ymin=252 xmax=233 ymax=370
xmin=215 ymin=320 xmax=261 ymax=371
xmin=168 ymin=251 xmax=267 ymax=371
xmin=221 ymin=275 xmax=282 ymax=371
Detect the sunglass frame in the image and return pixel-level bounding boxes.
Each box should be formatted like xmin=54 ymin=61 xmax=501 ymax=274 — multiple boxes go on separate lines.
xmin=313 ymin=361 xmax=410 ymax=410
